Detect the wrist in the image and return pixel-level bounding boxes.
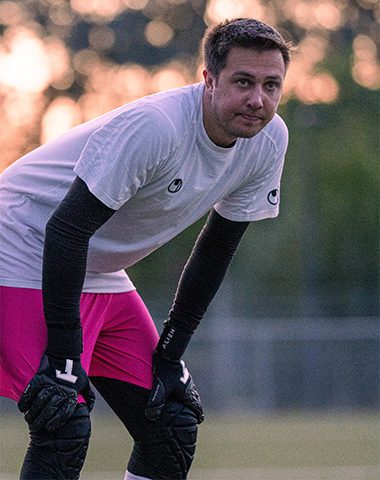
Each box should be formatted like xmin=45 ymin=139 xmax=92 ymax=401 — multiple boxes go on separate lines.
xmin=156 ymin=321 xmax=192 ymax=362
xmin=46 ymin=326 xmax=82 ymax=359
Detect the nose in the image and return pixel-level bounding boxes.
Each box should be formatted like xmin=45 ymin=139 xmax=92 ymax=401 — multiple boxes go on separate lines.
xmin=247 ymin=86 xmax=264 ymax=109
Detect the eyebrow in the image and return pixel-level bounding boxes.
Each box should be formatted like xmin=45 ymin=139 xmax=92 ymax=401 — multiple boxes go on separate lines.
xmin=232 ymin=71 xmax=283 ymax=81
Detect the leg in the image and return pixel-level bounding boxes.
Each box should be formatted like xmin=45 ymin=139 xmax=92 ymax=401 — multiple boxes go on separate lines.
xmin=87 ymin=290 xmax=198 ymax=478
xmin=0 ymin=286 xmax=104 ymax=401
xmin=20 ymin=403 xmax=91 ymax=480
xmin=90 ymin=377 xmax=198 ymax=480
xmin=85 ymin=290 xmax=159 ymax=390
xmin=0 ymin=287 xmax=47 ymax=401
xmin=0 ymin=287 xmax=104 ymax=478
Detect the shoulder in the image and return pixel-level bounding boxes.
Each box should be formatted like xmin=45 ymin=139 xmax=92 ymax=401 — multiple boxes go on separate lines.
xmin=143 ymin=83 xmax=203 ymax=113
xmin=104 ymin=83 xmax=202 ymax=144
xmin=258 ymin=114 xmax=289 ymax=153
xmin=142 ymin=83 xmax=203 ymax=134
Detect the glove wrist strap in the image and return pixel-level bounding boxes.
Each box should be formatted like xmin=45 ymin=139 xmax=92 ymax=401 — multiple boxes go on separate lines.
xmin=46 ymin=326 xmax=83 ymax=359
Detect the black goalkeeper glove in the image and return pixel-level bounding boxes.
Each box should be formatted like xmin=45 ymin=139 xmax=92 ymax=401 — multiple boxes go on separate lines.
xmin=18 ymin=353 xmax=95 ymax=432
xmin=145 ymin=350 xmax=204 ymax=424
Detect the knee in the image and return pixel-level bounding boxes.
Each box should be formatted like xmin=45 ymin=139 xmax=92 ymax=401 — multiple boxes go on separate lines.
xmin=21 ymin=403 xmax=91 ymax=480
xmin=128 ymin=401 xmax=198 ymax=480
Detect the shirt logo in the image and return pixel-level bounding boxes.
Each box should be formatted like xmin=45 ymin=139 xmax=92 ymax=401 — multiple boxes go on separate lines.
xmin=267 ymin=189 xmax=279 ymax=205
xmin=168 ymin=179 xmax=183 ymax=193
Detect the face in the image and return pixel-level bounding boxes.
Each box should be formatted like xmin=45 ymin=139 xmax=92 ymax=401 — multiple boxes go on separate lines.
xmin=203 ymin=47 xmax=286 ymax=147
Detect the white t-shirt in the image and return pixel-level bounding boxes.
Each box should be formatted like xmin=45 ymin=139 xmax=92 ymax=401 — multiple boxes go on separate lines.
xmin=0 ymin=83 xmax=288 ymax=293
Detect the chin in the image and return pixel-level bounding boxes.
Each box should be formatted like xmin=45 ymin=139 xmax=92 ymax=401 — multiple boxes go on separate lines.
xmin=230 ymin=121 xmax=267 ymax=139
xmin=234 ymin=128 xmax=262 ymax=139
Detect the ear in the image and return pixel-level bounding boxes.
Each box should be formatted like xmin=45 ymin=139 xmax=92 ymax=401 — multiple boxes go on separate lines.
xmin=203 ymin=69 xmax=216 ymax=92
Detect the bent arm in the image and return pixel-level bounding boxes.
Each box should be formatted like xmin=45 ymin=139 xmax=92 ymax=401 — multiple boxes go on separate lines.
xmin=43 ymin=177 xmax=116 ymax=358
xmin=157 ymin=208 xmax=250 ymax=360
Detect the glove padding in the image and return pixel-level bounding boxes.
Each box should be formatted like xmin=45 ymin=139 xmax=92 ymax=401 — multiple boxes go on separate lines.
xmin=145 ymin=352 xmax=204 ymax=424
xmin=18 ymin=354 xmax=95 ymax=432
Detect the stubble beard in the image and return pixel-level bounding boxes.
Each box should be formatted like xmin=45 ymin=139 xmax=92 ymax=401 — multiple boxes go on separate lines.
xmin=215 ymin=111 xmax=266 ymax=142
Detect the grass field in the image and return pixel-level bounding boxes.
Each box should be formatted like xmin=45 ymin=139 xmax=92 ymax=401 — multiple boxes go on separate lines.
xmin=1 ymin=410 xmax=379 ymax=480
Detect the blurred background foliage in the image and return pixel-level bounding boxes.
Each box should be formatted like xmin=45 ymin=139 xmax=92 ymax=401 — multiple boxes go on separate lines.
xmin=0 ymin=0 xmax=378 ymax=319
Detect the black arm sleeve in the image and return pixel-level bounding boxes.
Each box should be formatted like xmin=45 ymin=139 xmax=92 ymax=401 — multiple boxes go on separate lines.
xmin=43 ymin=177 xmax=116 ymax=358
xmin=157 ymin=208 xmax=250 ymax=361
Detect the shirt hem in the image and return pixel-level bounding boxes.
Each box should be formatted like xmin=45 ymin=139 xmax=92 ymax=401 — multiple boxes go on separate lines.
xmin=0 ymin=278 xmax=136 ymax=294
xmin=214 ymin=207 xmax=279 ymax=222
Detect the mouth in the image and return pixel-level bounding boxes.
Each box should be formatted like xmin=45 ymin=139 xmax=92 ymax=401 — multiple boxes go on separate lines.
xmin=240 ymin=113 xmax=264 ymax=122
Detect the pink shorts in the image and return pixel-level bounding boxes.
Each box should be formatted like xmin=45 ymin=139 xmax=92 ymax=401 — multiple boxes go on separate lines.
xmin=0 ymin=286 xmax=159 ymax=402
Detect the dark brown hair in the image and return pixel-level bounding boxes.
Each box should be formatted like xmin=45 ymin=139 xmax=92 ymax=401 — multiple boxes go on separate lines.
xmin=203 ymin=18 xmax=292 ymax=76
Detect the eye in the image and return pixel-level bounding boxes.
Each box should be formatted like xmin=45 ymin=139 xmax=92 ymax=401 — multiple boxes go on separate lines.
xmin=236 ymin=78 xmax=250 ymax=88
xmin=266 ymin=81 xmax=281 ymax=91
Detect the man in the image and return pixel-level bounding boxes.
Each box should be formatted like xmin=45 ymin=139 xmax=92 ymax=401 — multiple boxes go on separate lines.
xmin=0 ymin=18 xmax=291 ymax=480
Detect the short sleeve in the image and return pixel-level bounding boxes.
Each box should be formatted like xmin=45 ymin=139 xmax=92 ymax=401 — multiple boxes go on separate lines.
xmin=74 ymin=107 xmax=175 ymax=210
xmin=215 ymin=115 xmax=289 ymax=222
